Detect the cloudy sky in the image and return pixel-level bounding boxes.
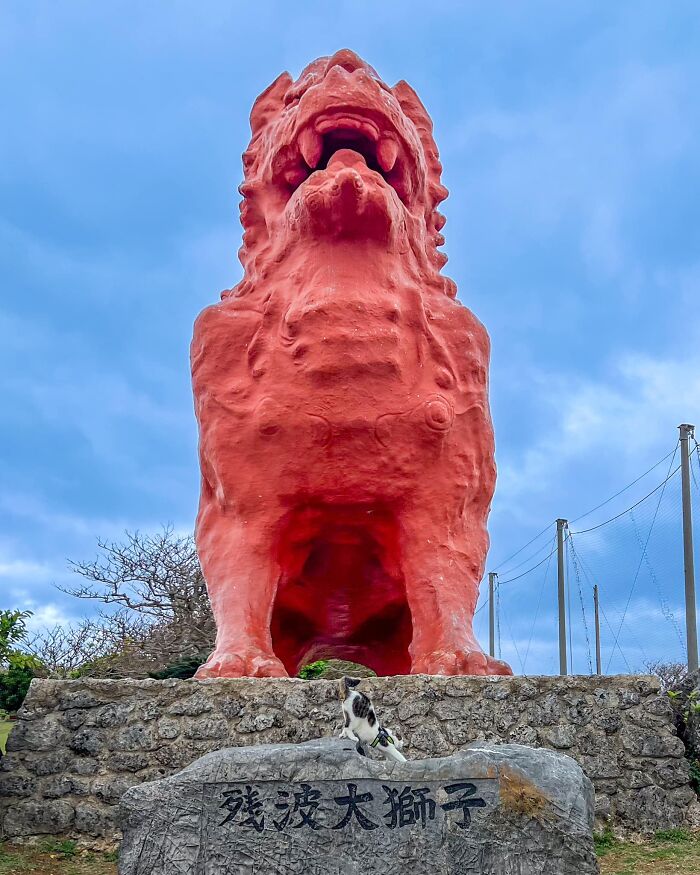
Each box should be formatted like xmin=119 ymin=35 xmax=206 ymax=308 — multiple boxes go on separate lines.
xmin=2 ymin=1 xmax=699 ymax=675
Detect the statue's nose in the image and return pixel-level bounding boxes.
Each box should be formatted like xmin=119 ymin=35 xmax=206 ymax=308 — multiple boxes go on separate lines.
xmin=325 ymin=49 xmax=372 ymax=77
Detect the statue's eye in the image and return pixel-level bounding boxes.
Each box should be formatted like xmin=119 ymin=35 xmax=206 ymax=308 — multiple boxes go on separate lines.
xmin=284 ymin=73 xmax=318 ymax=106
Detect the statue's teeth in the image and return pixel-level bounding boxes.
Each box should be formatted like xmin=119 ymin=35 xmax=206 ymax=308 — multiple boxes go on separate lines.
xmin=377 ymin=137 xmax=398 ymax=173
xmin=299 ymin=128 xmax=323 ymax=168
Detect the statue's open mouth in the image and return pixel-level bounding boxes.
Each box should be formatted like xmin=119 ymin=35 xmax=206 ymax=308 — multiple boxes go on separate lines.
xmin=282 ymin=110 xmax=413 ymax=206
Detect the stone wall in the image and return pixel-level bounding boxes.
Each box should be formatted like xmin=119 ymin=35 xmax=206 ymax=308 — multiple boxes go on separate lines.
xmin=1 ymin=674 xmax=697 ymax=846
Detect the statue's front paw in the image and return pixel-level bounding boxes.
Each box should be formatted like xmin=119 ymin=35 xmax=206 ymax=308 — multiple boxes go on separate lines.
xmin=412 ymin=649 xmax=513 ymax=677
xmin=195 ymin=649 xmax=288 ymax=679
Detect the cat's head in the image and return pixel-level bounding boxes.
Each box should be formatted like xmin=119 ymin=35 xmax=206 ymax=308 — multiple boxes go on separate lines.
xmin=338 ymin=676 xmax=363 ymax=700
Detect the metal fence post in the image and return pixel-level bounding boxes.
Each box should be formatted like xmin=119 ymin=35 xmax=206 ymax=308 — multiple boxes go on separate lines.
xmin=679 ymin=424 xmax=698 ymax=674
xmin=557 ymin=519 xmax=568 ymax=675
xmin=488 ymin=572 xmax=496 ymax=658
xmin=593 ymin=584 xmax=602 ymax=675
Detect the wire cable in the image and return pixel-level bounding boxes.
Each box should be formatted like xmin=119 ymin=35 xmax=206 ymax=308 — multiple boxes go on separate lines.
xmin=604 ymin=447 xmax=679 ymax=672
xmin=599 ymin=602 xmax=633 ymax=673
xmin=497 ymin=544 xmax=559 ymax=585
xmin=496 ymin=581 xmax=502 ymax=659
xmin=488 ymin=521 xmax=554 ymax=575
xmin=487 ymin=442 xmax=682 ymax=590
xmin=628 ymin=506 xmax=685 ymax=650
xmin=473 ymin=596 xmax=488 ymax=618
xmin=569 ymin=445 xmax=679 ymax=525
xmin=569 ymin=541 xmax=651 ymax=672
xmin=474 ymin=440 xmax=691 ymax=663
xmin=523 ymin=536 xmax=556 ymax=671
xmin=502 ymin=601 xmax=524 ymax=674
xmin=691 ymin=440 xmax=700 ymax=492
xmin=566 ymin=530 xmax=574 ymax=673
xmin=489 ymin=534 xmax=560 ymax=579
xmin=568 ymin=534 xmax=594 ymax=674
xmin=571 ymin=458 xmax=681 ymax=535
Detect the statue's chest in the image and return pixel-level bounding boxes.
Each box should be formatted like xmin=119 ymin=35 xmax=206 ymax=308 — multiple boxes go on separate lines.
xmin=271 ymin=288 xmax=412 ymax=384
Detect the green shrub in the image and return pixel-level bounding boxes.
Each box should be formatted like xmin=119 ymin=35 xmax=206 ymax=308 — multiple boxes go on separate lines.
xmin=40 ymin=838 xmax=78 ymax=858
xmin=664 ymin=670 xmax=700 ymax=799
xmin=298 ymin=660 xmax=329 ymax=679
xmin=689 ymin=758 xmax=700 ymax=794
xmin=0 ymin=609 xmax=32 ymax=662
xmin=0 ymin=652 xmax=41 ymax=714
xmin=66 ymin=650 xmax=128 ymax=679
xmin=149 ymin=656 xmax=205 ymax=680
xmin=593 ymin=827 xmax=618 ymax=856
xmin=654 ymin=828 xmax=692 ymax=843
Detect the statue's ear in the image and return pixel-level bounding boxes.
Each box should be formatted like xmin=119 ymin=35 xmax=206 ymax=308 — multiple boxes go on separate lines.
xmin=250 ymin=72 xmax=293 ymax=136
xmin=392 ymin=80 xmax=433 ymax=135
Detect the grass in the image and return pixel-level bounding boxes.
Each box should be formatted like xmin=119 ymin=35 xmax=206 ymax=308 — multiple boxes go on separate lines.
xmin=1 ymin=830 xmax=699 ymax=873
xmin=0 ymin=842 xmax=117 ymax=874
xmin=595 ymin=827 xmax=620 ymax=855
xmin=0 ymin=720 xmax=12 ymax=754
xmin=39 ymin=840 xmax=78 ymax=860
xmin=597 ymin=829 xmax=700 ymax=874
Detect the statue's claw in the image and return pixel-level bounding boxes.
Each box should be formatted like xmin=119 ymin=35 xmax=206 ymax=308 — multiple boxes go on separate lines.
xmin=412 ymin=649 xmax=513 ymax=677
xmin=194 ymin=649 xmax=288 ymax=679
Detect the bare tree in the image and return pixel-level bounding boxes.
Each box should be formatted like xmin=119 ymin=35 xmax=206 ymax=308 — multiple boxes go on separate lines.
xmin=24 ymin=619 xmax=110 ymax=677
xmin=57 ymin=527 xmax=215 ymax=675
xmin=23 ymin=611 xmax=157 ymax=678
xmin=644 ymin=659 xmax=689 ymax=692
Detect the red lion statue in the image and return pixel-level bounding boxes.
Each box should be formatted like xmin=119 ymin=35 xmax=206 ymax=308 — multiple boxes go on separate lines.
xmin=191 ymin=50 xmax=512 ymax=679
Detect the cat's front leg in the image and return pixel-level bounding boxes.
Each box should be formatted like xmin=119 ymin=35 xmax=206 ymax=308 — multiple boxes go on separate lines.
xmin=384 ymin=744 xmax=407 ymax=763
xmin=340 ymin=726 xmax=359 ymax=741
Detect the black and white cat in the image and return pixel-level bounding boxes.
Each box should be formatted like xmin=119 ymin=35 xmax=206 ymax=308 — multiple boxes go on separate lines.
xmin=338 ymin=677 xmax=406 ymax=762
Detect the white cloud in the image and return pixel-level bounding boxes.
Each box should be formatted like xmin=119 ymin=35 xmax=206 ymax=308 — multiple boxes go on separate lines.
xmin=0 ymin=492 xmax=129 ymax=539
xmin=0 ymin=490 xmax=194 ymax=544
xmin=446 ymin=60 xmax=695 ymax=283
xmin=0 ymin=558 xmax=50 ymax=580
xmin=23 ymin=603 xmax=74 ymax=632
xmin=1 ymin=356 xmax=187 ymax=449
xmin=497 ymin=346 xmax=700 ymax=505
xmin=0 ymin=314 xmax=191 ymax=494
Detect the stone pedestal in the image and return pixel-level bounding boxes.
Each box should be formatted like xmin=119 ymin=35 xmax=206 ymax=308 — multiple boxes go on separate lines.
xmin=118 ymin=738 xmax=598 ymax=875
xmin=2 ymin=675 xmax=696 ymax=846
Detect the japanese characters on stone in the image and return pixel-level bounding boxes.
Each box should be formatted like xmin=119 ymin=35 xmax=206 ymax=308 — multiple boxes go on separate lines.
xmin=219 ymin=781 xmax=488 ymax=833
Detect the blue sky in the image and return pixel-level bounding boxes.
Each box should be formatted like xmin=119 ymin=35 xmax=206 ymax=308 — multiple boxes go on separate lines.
xmin=2 ymin=1 xmax=699 ymax=675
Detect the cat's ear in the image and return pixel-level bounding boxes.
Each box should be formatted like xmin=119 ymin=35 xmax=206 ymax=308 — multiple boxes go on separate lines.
xmin=345 ymin=677 xmax=362 ymax=689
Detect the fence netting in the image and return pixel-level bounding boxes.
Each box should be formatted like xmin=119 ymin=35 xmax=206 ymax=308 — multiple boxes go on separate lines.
xmin=473 ymin=441 xmax=700 ymax=675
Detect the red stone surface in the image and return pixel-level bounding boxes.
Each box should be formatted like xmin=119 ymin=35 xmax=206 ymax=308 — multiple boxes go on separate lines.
xmin=191 ymin=50 xmax=512 ymax=678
